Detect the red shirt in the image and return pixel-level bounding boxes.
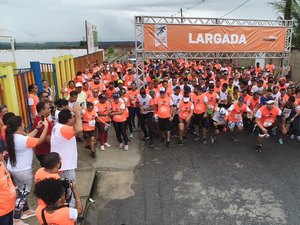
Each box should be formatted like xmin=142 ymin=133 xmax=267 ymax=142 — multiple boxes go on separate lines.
xmin=33 ymin=116 xmax=53 ymax=155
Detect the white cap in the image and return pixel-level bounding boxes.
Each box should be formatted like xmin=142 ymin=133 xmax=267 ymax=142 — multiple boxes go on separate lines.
xmin=159 ymin=87 xmax=166 ymax=93
xmin=266 ymin=100 xmax=275 ymax=105
xmin=183 ymin=97 xmax=190 ymax=102
xmin=75 ymin=82 xmax=82 ymax=87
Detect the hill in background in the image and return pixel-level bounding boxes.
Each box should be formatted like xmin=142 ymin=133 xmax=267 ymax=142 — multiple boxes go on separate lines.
xmin=0 ymin=41 xmax=135 ymax=50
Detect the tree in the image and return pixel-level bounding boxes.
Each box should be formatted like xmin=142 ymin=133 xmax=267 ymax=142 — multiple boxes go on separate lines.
xmin=269 ymin=0 xmax=300 ymax=48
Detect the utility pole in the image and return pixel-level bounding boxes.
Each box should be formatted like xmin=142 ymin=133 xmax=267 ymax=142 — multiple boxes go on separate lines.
xmin=180 ymin=8 xmax=183 ymax=23
xmin=284 ymin=0 xmax=292 ymax=20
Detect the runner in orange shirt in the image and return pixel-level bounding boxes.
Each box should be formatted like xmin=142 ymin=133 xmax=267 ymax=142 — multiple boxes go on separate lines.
xmin=89 ymin=75 xmax=106 ymax=93
xmin=191 ymin=85 xmax=208 ymax=143
xmin=87 ymin=88 xmax=99 ymax=105
xmin=177 ymin=96 xmax=194 ymax=147
xmin=227 ymin=97 xmax=252 ymax=142
xmin=106 ymin=82 xmax=116 ymax=100
xmin=123 ymin=68 xmax=136 ymax=89
xmin=110 ymin=93 xmax=129 ymax=151
xmin=128 ymin=82 xmax=140 ymax=138
xmin=82 ymin=102 xmax=98 ymax=157
xmin=255 ymin=100 xmax=282 ymax=152
xmin=155 ymin=87 xmax=175 ymax=147
xmin=95 ymin=94 xmax=111 ymax=151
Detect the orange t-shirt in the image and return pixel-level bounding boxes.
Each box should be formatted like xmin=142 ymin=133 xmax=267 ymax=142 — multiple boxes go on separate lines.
xmin=101 ymin=73 xmax=112 ymax=86
xmin=0 ymin=162 xmax=16 ymax=216
xmin=28 ymin=93 xmax=39 ymax=114
xmin=128 ymin=89 xmax=140 ymax=107
xmin=247 ymin=97 xmax=260 ymax=112
xmin=178 ymin=101 xmax=194 ymax=120
xmin=1 ymin=125 xmax=6 ymax=141
xmin=256 ymin=105 xmax=280 ymax=128
xmin=95 ymin=101 xmax=111 ymax=123
xmin=34 ymin=168 xmax=60 ymax=206
xmin=228 ymin=102 xmax=249 ymax=122
xmin=89 ymin=82 xmax=106 ymax=93
xmin=192 ymin=94 xmax=206 ymax=114
xmin=82 ymin=110 xmax=97 ymax=131
xmin=36 ymin=205 xmax=77 ymax=225
xmin=106 ymin=87 xmax=116 ymax=99
xmin=123 ymin=74 xmax=135 ymax=88
xmin=155 ymin=96 xmax=173 ymax=119
xmin=87 ymin=96 xmax=99 ymax=105
xmin=111 ymin=101 xmax=127 ymax=122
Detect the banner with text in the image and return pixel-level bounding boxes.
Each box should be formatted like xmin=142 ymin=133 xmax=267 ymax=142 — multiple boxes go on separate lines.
xmin=144 ymin=24 xmax=287 ymax=52
xmin=85 ymin=21 xmax=99 ymax=54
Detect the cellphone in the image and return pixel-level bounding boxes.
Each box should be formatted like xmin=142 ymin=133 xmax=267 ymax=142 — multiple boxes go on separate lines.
xmin=41 ymin=115 xmax=45 ymax=122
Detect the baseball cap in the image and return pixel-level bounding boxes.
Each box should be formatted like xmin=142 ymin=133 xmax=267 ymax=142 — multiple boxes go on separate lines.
xmin=159 ymin=87 xmax=166 ymax=93
xmin=183 ymin=97 xmax=190 ymax=102
xmin=266 ymin=100 xmax=275 ymax=105
xmin=75 ymin=82 xmax=82 ymax=87
xmin=219 ymin=107 xmax=226 ymax=115
xmin=117 ymin=80 xmax=124 ymax=84
xmin=238 ymin=97 xmax=244 ymax=103
xmin=99 ymin=93 xmax=107 ymax=99
xmin=113 ymin=93 xmax=120 ymax=99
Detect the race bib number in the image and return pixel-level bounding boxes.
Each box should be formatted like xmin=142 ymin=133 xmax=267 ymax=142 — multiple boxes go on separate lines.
xmin=161 ymin=106 xmax=167 ymax=113
xmin=263 ymin=121 xmax=272 ymax=127
xmin=128 ymin=82 xmax=132 ymax=86
xmin=234 ymin=114 xmax=241 ymax=119
xmin=89 ymin=120 xmax=96 ymax=127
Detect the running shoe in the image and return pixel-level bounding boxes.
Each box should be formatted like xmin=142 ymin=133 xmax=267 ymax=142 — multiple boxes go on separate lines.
xmin=210 ymin=136 xmax=215 ymax=144
xmin=203 ymin=138 xmax=208 ymax=145
xmin=194 ymin=135 xmax=200 ymax=141
xmin=104 ymin=143 xmax=111 ymax=148
xmin=119 ymin=143 xmax=124 ymax=149
xmin=166 ymin=141 xmax=170 ymax=147
xmin=124 ymin=145 xmax=129 ymax=151
xmin=278 ymin=138 xmax=283 ymax=145
xmin=177 ymin=139 xmax=183 ymax=147
xmin=297 ymin=136 xmax=300 ymax=141
xmin=100 ymin=145 xmax=105 ymax=151
xmin=256 ymin=144 xmax=262 ymax=153
xmin=231 ymin=135 xmax=238 ymax=142
xmin=142 ymin=135 xmax=150 ymax=141
xmin=290 ymin=135 xmax=295 ymax=139
xmin=149 ymin=141 xmax=154 ymax=148
xmin=129 ymin=133 xmax=134 ymax=139
xmin=21 ymin=209 xmax=36 ymax=220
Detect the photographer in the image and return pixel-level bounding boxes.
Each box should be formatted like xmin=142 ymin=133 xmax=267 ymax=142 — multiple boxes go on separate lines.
xmin=34 ymin=178 xmax=83 ymax=225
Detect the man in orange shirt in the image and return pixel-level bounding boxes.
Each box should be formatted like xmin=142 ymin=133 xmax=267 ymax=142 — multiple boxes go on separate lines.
xmin=227 ymin=97 xmax=252 ymax=142
xmin=255 ymin=100 xmax=282 ymax=152
xmin=28 ymin=84 xmax=39 ymax=120
xmin=82 ymin=102 xmax=98 ymax=157
xmin=123 ymin=68 xmax=136 ymax=90
xmin=155 ymin=87 xmax=175 ymax=147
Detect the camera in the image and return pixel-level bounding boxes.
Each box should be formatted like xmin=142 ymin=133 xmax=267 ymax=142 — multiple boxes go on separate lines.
xmin=60 ymin=178 xmax=72 ymax=190
xmin=60 ymin=178 xmax=73 ymax=203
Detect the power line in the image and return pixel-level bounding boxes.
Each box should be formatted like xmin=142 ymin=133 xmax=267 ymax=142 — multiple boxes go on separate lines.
xmin=221 ymin=0 xmax=251 ymax=18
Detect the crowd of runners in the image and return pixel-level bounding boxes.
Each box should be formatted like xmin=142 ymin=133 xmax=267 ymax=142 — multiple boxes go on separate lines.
xmin=0 ymin=56 xmax=300 ymax=225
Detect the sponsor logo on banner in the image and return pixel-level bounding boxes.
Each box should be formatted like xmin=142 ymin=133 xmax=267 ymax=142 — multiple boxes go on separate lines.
xmin=155 ymin=25 xmax=168 ymax=47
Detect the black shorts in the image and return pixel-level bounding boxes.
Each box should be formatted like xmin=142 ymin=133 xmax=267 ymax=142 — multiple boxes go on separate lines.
xmin=192 ymin=113 xmax=210 ymax=128
xmin=258 ymin=126 xmax=273 ymax=136
xmin=83 ymin=130 xmax=95 ymax=138
xmin=158 ymin=118 xmax=171 ymax=131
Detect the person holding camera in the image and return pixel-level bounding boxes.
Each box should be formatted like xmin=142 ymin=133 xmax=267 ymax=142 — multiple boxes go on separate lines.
xmin=34 ymin=178 xmax=83 ymax=225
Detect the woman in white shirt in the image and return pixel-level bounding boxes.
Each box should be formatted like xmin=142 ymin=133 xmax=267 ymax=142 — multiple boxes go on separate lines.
xmin=5 ymin=116 xmax=48 ymax=219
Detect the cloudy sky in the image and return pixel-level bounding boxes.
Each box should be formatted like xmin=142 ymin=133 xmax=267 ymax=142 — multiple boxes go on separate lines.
xmin=0 ymin=0 xmax=281 ymax=42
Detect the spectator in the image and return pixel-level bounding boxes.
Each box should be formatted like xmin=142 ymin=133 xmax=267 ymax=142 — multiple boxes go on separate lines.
xmin=6 ymin=116 xmax=48 ymax=220
xmin=33 ymin=102 xmax=54 ymax=167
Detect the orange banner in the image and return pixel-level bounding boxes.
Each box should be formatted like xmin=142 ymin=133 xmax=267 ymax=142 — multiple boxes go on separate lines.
xmin=144 ymin=24 xmax=287 ymax=52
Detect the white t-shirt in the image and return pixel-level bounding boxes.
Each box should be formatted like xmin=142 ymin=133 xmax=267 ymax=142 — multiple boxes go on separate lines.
xmin=7 ymin=134 xmax=38 ymax=172
xmin=50 ymin=123 xmax=77 ymax=171
xmin=137 ymin=94 xmax=153 ymax=114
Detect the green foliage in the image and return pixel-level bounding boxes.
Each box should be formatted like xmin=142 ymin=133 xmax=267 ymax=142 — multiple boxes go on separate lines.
xmin=108 ymin=47 xmax=114 ymax=55
xmin=268 ymin=0 xmax=300 ymax=48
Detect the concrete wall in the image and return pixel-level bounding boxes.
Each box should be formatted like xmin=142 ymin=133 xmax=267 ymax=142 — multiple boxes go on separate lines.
xmin=0 ymin=49 xmax=87 ymax=68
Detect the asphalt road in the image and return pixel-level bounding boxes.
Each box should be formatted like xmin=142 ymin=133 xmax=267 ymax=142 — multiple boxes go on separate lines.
xmin=85 ymin=131 xmax=300 ymax=225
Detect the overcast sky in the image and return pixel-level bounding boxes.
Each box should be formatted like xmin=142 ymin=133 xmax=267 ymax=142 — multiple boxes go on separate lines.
xmin=0 ymin=0 xmax=281 ymax=42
